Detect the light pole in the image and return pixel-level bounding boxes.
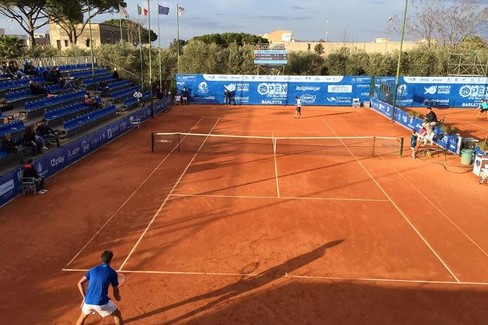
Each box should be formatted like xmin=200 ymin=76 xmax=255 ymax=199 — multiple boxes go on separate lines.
xmin=325 ymin=20 xmax=329 ymax=42
xmin=87 ymin=0 xmax=95 ymax=81
xmin=391 ymin=0 xmax=408 ymax=121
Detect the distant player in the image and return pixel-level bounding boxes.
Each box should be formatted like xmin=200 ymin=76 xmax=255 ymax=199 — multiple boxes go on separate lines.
xmin=295 ymin=96 xmax=302 ymax=119
xmin=410 ymin=129 xmax=418 ymax=158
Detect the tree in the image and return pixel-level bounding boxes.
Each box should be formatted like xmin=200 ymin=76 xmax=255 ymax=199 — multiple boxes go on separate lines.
xmin=0 ymin=0 xmax=83 ymax=46
xmin=388 ymin=0 xmax=488 ymax=48
xmin=314 ymin=43 xmax=324 ymax=55
xmin=192 ymin=32 xmax=268 ymax=47
xmin=103 ymin=19 xmax=157 ymax=46
xmin=0 ymin=35 xmax=26 ymax=58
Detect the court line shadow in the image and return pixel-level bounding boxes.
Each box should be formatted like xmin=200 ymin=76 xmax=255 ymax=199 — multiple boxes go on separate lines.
xmin=125 ymin=239 xmax=344 ymax=324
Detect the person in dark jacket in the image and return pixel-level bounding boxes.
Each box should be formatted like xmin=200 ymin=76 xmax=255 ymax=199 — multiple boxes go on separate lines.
xmin=23 ymin=159 xmax=47 ymax=194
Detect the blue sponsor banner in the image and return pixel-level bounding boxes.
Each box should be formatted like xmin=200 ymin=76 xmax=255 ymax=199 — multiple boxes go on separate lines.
xmin=0 ymin=98 xmax=171 ymax=207
xmin=375 ymin=76 xmax=488 ymax=108
xmin=176 ymin=74 xmax=371 ymax=106
xmin=370 ymin=98 xmax=461 ymax=154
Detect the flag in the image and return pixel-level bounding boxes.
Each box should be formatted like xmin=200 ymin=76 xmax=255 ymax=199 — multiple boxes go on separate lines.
xmin=178 ymin=6 xmax=186 ymax=16
xmin=119 ymin=4 xmax=129 ymax=19
xmin=143 ymin=8 xmax=148 ymax=15
xmin=137 ymin=4 xmax=142 ymax=15
xmin=158 ymin=5 xmax=169 ymax=15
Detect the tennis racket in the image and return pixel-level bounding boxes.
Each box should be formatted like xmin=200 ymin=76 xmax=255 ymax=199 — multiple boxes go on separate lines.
xmin=117 ymin=273 xmax=126 ymax=287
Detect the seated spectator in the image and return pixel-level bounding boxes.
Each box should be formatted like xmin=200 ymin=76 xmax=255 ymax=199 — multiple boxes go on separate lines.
xmin=1 ymin=61 xmax=14 ymax=79
xmin=37 ymin=119 xmax=60 ymax=147
xmin=29 ymin=80 xmax=52 ymax=96
xmin=0 ymin=98 xmax=14 ymax=112
xmin=23 ymin=59 xmax=38 ymax=76
xmin=22 ymin=125 xmax=44 ymax=155
xmin=112 ymin=68 xmax=120 ymax=80
xmin=133 ymin=89 xmax=144 ymax=107
xmin=421 ymin=107 xmax=438 ymax=135
xmin=23 ymin=159 xmax=48 ymax=194
xmin=1 ymin=133 xmax=24 ymax=162
xmin=8 ymin=60 xmax=27 ymax=79
xmin=83 ymin=93 xmax=100 ymax=109
xmin=42 ymin=68 xmax=54 ymax=82
xmin=155 ymin=86 xmax=164 ymax=99
xmin=50 ymin=66 xmax=62 ymax=82
xmin=98 ymin=80 xmax=110 ymax=97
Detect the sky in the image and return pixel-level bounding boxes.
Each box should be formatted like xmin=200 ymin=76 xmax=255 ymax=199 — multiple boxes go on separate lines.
xmin=1 ymin=0 xmax=487 ymax=47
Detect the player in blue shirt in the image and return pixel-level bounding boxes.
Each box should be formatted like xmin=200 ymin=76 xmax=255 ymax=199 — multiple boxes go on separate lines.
xmin=76 ymin=250 xmax=123 ymax=325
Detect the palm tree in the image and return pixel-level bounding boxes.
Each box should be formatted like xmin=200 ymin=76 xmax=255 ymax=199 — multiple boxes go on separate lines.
xmin=0 ymin=35 xmax=26 ymax=59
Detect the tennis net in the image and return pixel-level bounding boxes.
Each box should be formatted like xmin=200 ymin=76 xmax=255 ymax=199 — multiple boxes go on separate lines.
xmin=151 ymin=132 xmax=404 ymax=157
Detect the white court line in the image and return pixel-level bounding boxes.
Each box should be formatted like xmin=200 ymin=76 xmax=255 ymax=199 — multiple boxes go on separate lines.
xmin=466 ymin=121 xmax=488 ymax=131
xmin=170 ymin=193 xmax=390 ymax=202
xmin=323 ymin=120 xmax=460 ymax=283
xmin=118 ymin=119 xmax=222 ymax=271
xmin=377 ymin=152 xmax=488 ymax=259
xmin=63 ymin=118 xmax=206 ymax=269
xmin=60 ymin=268 xmax=488 ymax=287
xmin=272 ymin=132 xmax=281 ymax=198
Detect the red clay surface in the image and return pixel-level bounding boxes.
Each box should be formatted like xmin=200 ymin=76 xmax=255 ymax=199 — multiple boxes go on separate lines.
xmin=1 ymin=105 xmax=488 ymax=324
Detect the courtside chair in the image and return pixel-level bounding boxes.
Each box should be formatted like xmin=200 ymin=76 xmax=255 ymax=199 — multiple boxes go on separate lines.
xmin=21 ymin=176 xmax=37 ymax=195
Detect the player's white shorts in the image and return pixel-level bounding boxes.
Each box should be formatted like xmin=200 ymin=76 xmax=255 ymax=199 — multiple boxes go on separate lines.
xmin=82 ymin=300 xmax=117 ymax=317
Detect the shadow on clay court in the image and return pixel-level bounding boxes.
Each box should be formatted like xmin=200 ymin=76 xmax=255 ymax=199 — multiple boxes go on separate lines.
xmin=124 ymin=240 xmax=344 ymax=324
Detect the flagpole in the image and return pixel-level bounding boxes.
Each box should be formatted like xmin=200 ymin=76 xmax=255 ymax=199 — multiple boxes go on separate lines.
xmin=119 ymin=15 xmax=123 ymax=41
xmin=176 ymin=2 xmax=180 ymax=73
xmin=147 ymin=0 xmax=154 ymax=118
xmin=87 ymin=0 xmax=95 ymax=81
xmin=138 ymin=19 xmax=143 ymax=88
xmin=158 ymin=6 xmax=162 ymax=92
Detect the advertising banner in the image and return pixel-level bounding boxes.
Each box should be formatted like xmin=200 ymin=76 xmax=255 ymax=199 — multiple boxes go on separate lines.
xmin=370 ymin=98 xmax=461 ymax=154
xmin=176 ymin=74 xmax=372 ymax=106
xmin=374 ymin=76 xmax=488 ymax=108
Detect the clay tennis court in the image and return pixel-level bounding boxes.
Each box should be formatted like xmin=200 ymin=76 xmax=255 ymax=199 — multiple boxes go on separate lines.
xmin=1 ymin=105 xmax=488 ymax=324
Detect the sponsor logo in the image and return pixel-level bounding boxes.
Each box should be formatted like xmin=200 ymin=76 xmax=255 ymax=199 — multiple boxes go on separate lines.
xmin=300 ymin=94 xmax=316 ymax=104
xmin=198 ymin=82 xmax=209 ymax=94
xmin=0 ymin=180 xmax=14 ymax=196
xmin=296 ymin=86 xmax=321 ymax=91
xmin=397 ymin=84 xmax=408 ymax=96
xmin=327 ymin=97 xmax=337 ymax=102
xmin=437 ymin=85 xmax=451 ymax=94
xmin=50 ymin=155 xmax=65 ymax=168
xmin=424 ymin=85 xmax=437 ymax=95
xmin=82 ymin=141 xmax=90 ymax=153
xmin=261 ymin=100 xmax=284 ymax=104
xmin=67 ymin=147 xmax=81 ymax=160
xmin=225 ymin=83 xmax=236 ymax=92
xmin=160 ymin=139 xmax=173 ymax=143
xmin=257 ymin=83 xmax=287 ymax=96
xmin=328 ymin=85 xmax=352 ymax=93
xmin=236 ymin=83 xmax=250 ymax=92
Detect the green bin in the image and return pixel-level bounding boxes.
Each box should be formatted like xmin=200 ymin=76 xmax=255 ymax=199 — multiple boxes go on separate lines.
xmin=461 ymin=149 xmax=473 ymax=165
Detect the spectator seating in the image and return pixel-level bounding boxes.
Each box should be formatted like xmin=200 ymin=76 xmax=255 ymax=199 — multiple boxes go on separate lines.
xmin=62 ymin=105 xmax=117 ymax=137
xmin=1 ymin=62 xmax=144 ymax=167
xmin=24 ymin=90 xmax=85 ymax=117
xmin=110 ymin=86 xmax=140 ymax=103
xmin=0 ymin=120 xmax=24 ymax=138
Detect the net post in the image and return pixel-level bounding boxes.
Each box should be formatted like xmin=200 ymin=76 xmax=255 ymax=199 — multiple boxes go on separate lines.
xmin=400 ymin=137 xmax=404 ymax=157
xmin=151 ymin=132 xmax=155 ymax=152
xmin=372 ymin=136 xmax=376 ymax=157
